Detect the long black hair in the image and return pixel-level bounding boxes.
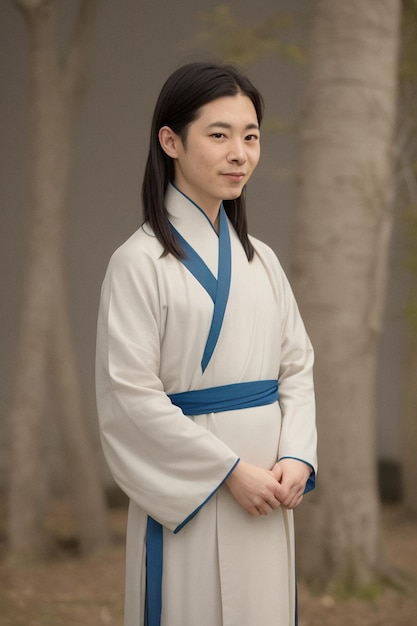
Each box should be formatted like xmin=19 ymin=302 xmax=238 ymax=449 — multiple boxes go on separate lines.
xmin=141 ymin=62 xmax=264 ymax=261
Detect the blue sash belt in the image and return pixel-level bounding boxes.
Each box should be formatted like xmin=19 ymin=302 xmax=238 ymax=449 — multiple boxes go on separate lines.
xmin=145 ymin=378 xmax=279 ymax=626
xmin=169 ymin=379 xmax=279 ymax=415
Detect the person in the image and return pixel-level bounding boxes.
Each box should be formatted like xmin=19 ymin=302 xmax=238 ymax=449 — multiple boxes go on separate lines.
xmin=96 ymin=61 xmax=317 ymax=626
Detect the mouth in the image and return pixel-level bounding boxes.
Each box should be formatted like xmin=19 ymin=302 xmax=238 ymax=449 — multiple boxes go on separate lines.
xmin=222 ymin=173 xmax=245 ymax=182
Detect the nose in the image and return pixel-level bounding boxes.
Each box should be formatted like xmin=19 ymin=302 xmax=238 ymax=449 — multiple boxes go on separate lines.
xmin=227 ymin=139 xmax=247 ymax=164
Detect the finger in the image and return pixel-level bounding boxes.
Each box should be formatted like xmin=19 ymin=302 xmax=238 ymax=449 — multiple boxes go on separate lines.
xmin=254 ymin=500 xmax=274 ymax=516
xmin=272 ymin=483 xmax=287 ymax=502
xmin=280 ymin=481 xmax=305 ymax=505
xmin=248 ymin=506 xmax=262 ymax=516
xmin=284 ymin=494 xmax=304 ymax=510
xmin=266 ymin=497 xmax=281 ymax=510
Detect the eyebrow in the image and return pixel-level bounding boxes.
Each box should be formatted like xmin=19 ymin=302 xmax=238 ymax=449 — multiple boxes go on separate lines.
xmin=206 ymin=121 xmax=260 ymax=131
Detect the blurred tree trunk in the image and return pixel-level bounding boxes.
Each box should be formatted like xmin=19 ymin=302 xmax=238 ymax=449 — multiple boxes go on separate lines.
xmin=293 ymin=0 xmax=401 ymax=589
xmin=50 ymin=260 xmax=110 ymax=554
xmin=404 ymin=334 xmax=417 ymax=516
xmin=397 ymin=0 xmax=417 ymax=519
xmin=7 ymin=0 xmax=108 ymax=562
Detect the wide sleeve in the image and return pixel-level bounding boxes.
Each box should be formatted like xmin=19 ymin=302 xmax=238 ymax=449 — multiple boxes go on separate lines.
xmin=95 ymin=241 xmax=238 ymax=532
xmin=275 ymin=261 xmax=317 ymax=489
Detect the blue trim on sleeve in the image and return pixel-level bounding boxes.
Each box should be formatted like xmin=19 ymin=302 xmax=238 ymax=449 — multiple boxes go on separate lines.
xmin=174 ymin=458 xmax=240 ymax=534
xmin=278 ymin=456 xmax=316 ymax=494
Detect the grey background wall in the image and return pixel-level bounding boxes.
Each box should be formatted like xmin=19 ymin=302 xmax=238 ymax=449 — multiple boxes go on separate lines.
xmin=0 ymin=0 xmax=409 ymax=489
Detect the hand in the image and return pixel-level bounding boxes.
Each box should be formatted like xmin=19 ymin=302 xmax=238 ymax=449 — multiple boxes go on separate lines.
xmin=271 ymin=458 xmax=311 ymax=509
xmin=225 ymin=460 xmax=285 ymax=516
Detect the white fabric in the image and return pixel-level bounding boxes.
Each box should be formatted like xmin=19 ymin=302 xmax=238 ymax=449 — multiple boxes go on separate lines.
xmin=96 ymin=184 xmax=317 ymax=626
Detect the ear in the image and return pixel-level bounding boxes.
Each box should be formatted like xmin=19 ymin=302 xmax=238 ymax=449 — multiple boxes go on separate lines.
xmin=159 ymin=126 xmax=181 ymax=158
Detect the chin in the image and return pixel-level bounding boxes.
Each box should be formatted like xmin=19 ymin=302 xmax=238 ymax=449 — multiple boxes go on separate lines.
xmin=223 ymin=190 xmax=243 ymax=201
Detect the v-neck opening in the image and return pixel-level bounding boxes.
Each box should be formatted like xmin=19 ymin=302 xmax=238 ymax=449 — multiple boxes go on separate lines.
xmin=167 ymin=187 xmax=232 ymax=373
xmin=171 ymin=183 xmax=221 ymax=236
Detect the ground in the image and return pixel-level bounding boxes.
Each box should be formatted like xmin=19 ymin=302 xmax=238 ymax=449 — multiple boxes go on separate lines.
xmin=0 ymin=504 xmax=416 ymax=626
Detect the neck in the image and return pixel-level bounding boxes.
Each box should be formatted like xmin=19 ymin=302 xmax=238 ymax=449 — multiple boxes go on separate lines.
xmin=172 ymin=183 xmax=221 ymax=233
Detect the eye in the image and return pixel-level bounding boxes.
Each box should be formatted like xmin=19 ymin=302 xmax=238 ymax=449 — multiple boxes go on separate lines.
xmin=245 ymin=134 xmax=259 ymax=142
xmin=211 ymin=133 xmax=226 ymax=139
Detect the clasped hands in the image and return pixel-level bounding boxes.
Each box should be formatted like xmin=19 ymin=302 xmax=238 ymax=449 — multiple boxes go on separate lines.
xmin=225 ymin=458 xmax=310 ymax=516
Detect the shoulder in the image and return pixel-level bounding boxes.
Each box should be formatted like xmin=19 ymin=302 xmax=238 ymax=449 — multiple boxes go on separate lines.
xmin=100 ymin=225 xmax=167 ymax=312
xmin=248 ymin=234 xmax=296 ymax=298
xmin=98 ymin=226 xmax=169 ymax=327
xmin=101 ymin=224 xmax=166 ymax=299
xmin=249 ymin=234 xmax=282 ymax=270
xmin=107 ymin=223 xmax=164 ymax=273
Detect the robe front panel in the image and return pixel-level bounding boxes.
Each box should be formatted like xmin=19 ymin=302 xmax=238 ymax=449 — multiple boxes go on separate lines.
xmin=158 ymin=227 xmax=282 ymax=393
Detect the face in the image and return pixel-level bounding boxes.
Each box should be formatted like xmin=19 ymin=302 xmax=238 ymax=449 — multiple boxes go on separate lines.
xmin=159 ymin=94 xmax=261 ymax=222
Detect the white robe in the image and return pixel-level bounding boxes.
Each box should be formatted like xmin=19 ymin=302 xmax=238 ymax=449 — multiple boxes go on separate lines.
xmin=96 ymin=184 xmax=317 ymax=626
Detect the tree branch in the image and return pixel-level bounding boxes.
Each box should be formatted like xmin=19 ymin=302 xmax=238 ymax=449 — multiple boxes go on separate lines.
xmin=13 ymin=0 xmax=53 ymax=19
xmin=62 ymin=0 xmax=100 ymax=105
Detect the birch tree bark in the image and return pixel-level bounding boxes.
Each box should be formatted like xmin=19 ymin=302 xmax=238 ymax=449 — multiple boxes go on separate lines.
xmin=7 ymin=0 xmax=108 ymax=562
xmin=293 ymin=0 xmax=401 ymax=589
